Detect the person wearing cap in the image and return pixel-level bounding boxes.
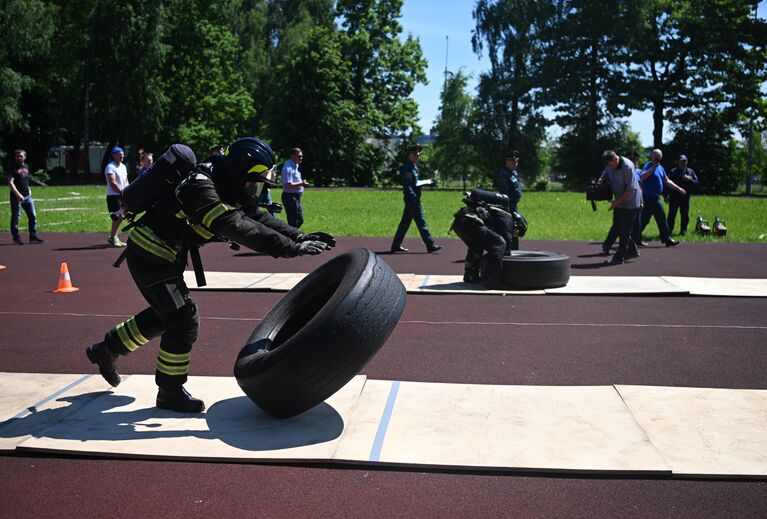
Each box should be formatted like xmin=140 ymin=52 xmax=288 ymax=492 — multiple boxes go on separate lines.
xmin=639 ymin=148 xmax=685 ymax=247
xmin=667 ymin=154 xmax=699 ymax=235
xmin=105 ymin=146 xmax=130 ymax=247
xmin=495 ymin=150 xmax=522 ymax=249
xmin=205 ymin=144 xmax=226 ymax=163
xmin=390 ymin=145 xmax=441 ymax=253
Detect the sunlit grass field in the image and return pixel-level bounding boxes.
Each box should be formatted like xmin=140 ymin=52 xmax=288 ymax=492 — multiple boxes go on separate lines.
xmin=2 ymin=185 xmax=766 ymax=242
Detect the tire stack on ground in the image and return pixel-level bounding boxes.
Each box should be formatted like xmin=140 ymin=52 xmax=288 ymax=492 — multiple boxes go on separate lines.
xmin=481 ymin=250 xmax=571 ymax=290
xmin=235 ymin=248 xmax=407 ymax=418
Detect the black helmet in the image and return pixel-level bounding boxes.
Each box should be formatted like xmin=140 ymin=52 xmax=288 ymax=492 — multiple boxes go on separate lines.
xmin=512 ymin=211 xmax=528 ymax=237
xmin=211 ymin=137 xmax=276 ymax=204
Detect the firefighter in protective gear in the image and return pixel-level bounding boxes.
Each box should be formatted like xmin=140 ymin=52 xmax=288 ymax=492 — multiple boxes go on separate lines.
xmin=450 ymin=190 xmax=527 ymax=289
xmin=86 ymin=137 xmax=334 ymax=413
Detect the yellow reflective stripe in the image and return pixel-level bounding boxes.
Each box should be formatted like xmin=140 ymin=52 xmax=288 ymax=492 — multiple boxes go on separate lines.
xmin=131 ymin=227 xmax=178 ymax=262
xmin=116 ymin=321 xmax=142 ymax=351
xmin=125 ymin=317 xmax=149 ymax=345
xmin=190 ymin=223 xmax=214 ymax=240
xmin=176 ymin=210 xmax=187 ymax=219
xmin=157 ymin=350 xmax=190 ymax=363
xmin=201 ymin=203 xmax=230 ymax=228
xmin=156 ymin=363 xmax=189 ymax=376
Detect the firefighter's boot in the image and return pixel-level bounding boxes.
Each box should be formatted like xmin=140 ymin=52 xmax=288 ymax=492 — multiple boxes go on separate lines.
xmin=156 ymin=386 xmax=205 ymax=413
xmin=86 ymin=342 xmax=121 ymax=387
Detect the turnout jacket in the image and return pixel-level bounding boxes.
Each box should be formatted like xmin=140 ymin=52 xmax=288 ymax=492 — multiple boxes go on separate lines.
xmin=128 ymin=165 xmax=301 ymax=265
xmin=453 ymin=204 xmax=517 ymax=251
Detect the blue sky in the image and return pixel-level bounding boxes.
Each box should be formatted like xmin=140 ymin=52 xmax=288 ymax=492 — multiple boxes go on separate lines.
xmin=400 ymin=1 xmax=767 ymax=147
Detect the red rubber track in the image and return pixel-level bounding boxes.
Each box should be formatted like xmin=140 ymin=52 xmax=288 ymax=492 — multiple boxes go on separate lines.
xmin=1 ymin=233 xmax=765 ymax=518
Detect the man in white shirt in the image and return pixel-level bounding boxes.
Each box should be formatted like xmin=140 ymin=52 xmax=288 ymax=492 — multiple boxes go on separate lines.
xmin=105 ymin=146 xmax=130 ymax=247
xmin=280 ymin=147 xmax=309 ymax=228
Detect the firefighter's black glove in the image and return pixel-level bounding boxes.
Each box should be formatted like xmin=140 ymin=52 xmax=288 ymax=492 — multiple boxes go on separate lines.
xmin=299 ymin=231 xmax=336 ymax=248
xmin=293 ymin=240 xmax=328 ymax=256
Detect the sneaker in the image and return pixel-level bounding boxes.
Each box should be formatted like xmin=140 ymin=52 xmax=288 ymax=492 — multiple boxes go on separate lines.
xmin=156 ymin=386 xmax=205 ymax=413
xmin=665 ymin=238 xmax=679 ymax=247
xmin=427 ymin=245 xmax=443 ymax=253
xmin=86 ymin=342 xmax=121 ymax=387
xmin=107 ymin=236 xmax=126 ymax=247
xmin=28 ymin=236 xmax=44 ymax=244
xmin=604 ymin=257 xmax=624 ymax=266
xmin=13 ymin=238 xmax=23 ymax=245
xmin=390 ymin=246 xmax=409 ymax=253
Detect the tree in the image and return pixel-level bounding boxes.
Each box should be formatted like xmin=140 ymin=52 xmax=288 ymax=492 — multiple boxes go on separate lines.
xmin=471 ymin=0 xmax=551 ymax=184
xmin=666 ymin=111 xmax=737 ymax=194
xmin=431 ymin=71 xmax=474 ymax=187
xmin=539 ymin=0 xmax=633 ymax=181
xmin=0 ymin=0 xmax=55 ymax=160
xmin=336 ymin=0 xmax=427 ymax=137
xmin=158 ymin=0 xmax=254 ymax=155
xmin=626 ymin=0 xmax=767 ymax=148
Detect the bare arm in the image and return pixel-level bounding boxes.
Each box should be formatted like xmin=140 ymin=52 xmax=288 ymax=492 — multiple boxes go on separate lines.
xmin=664 ymin=176 xmax=686 ymax=195
xmin=609 ymin=188 xmax=636 ymax=210
xmin=8 ymin=177 xmax=24 ymax=201
xmin=106 ymin=174 xmax=123 ymax=194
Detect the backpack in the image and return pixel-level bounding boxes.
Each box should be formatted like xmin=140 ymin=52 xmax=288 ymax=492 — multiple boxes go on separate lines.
xmin=120 ymin=144 xmax=197 ymax=215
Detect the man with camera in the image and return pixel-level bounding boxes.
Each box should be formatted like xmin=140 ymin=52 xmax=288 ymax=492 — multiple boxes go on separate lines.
xmin=639 ymin=148 xmax=686 ymax=247
xmin=600 ymin=150 xmax=641 ymax=265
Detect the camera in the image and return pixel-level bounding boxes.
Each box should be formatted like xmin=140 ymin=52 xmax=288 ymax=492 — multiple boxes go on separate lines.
xmin=586 ymin=182 xmax=612 ymax=211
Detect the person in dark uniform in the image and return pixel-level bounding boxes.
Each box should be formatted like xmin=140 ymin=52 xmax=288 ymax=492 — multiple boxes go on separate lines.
xmin=666 ymin=154 xmax=699 ymax=235
xmin=390 ymin=145 xmax=441 ymax=253
xmin=85 ymin=137 xmax=334 ymax=413
xmin=494 ymin=150 xmax=522 ymax=250
xmin=450 ymin=190 xmax=527 ymax=289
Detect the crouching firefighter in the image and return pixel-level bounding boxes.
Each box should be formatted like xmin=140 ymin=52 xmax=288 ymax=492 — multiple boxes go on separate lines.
xmin=86 ymin=137 xmax=335 ymax=413
xmin=450 ymin=189 xmax=527 ymax=289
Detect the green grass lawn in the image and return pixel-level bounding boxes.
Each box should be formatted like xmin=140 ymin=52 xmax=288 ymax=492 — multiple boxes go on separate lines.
xmin=2 ymin=185 xmax=766 ymax=242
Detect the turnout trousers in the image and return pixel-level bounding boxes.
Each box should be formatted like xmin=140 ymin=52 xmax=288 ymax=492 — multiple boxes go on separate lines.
xmin=452 ymin=219 xmax=506 ymax=286
xmin=102 ymin=248 xmax=200 ymax=389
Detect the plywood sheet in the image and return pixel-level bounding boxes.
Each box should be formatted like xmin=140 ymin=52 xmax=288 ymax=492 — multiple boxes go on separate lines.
xmin=661 ymin=276 xmax=767 ymax=297
xmin=334 ymin=380 xmax=670 ymax=474
xmin=0 ymin=372 xmax=113 ymax=450
xmin=616 ymin=385 xmax=767 ymax=477
xmin=184 ymin=271 xmax=274 ymax=290
xmin=404 ymin=274 xmax=546 ymax=295
xmin=20 ymin=375 xmax=367 ymax=462
xmin=546 ymin=276 xmax=688 ymax=295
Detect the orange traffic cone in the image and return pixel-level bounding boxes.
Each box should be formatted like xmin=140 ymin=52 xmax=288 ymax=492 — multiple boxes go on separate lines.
xmin=52 ymin=262 xmax=79 ymax=293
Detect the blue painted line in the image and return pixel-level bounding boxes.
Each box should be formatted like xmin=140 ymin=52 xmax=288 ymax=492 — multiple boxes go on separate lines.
xmin=249 ymin=272 xmax=276 ymax=288
xmin=369 ymin=380 xmax=401 ymax=462
xmin=0 ymin=374 xmax=94 ymax=430
xmin=420 ymin=275 xmax=431 ymax=291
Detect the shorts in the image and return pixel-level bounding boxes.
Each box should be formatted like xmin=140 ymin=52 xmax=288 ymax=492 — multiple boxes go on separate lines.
xmin=107 ymin=195 xmax=122 ymax=213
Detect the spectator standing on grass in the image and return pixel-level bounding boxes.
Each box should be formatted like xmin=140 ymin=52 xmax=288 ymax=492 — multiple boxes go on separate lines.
xmin=281 ymin=147 xmax=309 ymax=229
xmin=494 ymin=150 xmax=522 ymax=250
xmin=390 ymin=145 xmax=441 ymax=254
xmin=7 ymin=149 xmax=43 ymax=245
xmin=667 ymin=154 xmax=699 ymax=236
xmin=600 ymin=150 xmax=641 ymax=266
xmin=137 ymin=152 xmax=153 ymax=176
xmin=105 ymin=147 xmax=130 ymax=247
xmin=640 ymin=148 xmax=685 ymax=247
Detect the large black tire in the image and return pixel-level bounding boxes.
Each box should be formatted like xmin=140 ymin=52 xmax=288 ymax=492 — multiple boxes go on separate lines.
xmin=482 ymin=250 xmax=571 ymax=289
xmin=234 ymin=248 xmax=406 ymax=418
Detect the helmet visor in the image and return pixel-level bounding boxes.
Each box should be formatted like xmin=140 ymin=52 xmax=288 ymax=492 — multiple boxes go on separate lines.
xmin=246 ymin=164 xmax=277 ymax=186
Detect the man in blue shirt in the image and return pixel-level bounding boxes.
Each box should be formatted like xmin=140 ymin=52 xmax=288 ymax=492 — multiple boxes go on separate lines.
xmin=390 ymin=145 xmax=441 ymax=253
xmin=640 ymin=149 xmax=685 ymax=247
xmin=281 ymin=147 xmax=309 ymax=228
xmin=495 ymin=150 xmax=522 ymax=213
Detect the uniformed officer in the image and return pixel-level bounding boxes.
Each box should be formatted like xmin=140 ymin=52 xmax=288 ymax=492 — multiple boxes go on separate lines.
xmin=494 ymin=150 xmax=522 ymax=250
xmin=450 ymin=191 xmax=526 ymax=289
xmin=86 ymin=137 xmax=334 ymax=413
